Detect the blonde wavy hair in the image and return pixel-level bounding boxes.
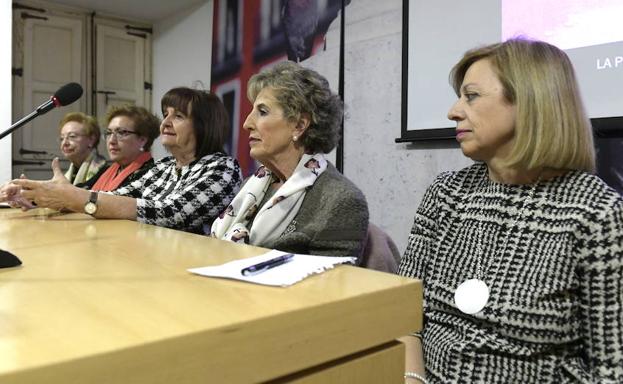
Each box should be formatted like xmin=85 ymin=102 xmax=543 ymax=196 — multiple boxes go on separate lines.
xmin=450 ymin=38 xmax=595 ymax=172
xmin=58 ymin=112 xmax=101 ymax=148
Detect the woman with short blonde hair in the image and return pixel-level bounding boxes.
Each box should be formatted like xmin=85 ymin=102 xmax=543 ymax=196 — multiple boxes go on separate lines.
xmin=58 ymin=112 xmax=106 ymax=185
xmin=104 ymin=105 xmax=160 ymax=152
xmin=83 ymin=105 xmax=160 ymax=191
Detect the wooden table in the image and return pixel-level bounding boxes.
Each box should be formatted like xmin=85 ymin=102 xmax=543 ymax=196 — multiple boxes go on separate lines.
xmin=0 ymin=208 xmax=422 ymax=383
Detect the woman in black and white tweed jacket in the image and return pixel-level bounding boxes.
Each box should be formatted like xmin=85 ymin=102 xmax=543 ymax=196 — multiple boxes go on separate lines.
xmin=14 ymin=88 xmax=242 ymax=234
xmin=400 ymin=39 xmax=622 ymax=383
xmin=109 ymin=88 xmax=242 ymax=233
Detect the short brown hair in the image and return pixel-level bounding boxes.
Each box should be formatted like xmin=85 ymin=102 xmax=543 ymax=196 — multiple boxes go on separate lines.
xmin=58 ymin=112 xmax=101 ymax=148
xmin=161 ymin=87 xmax=229 ymax=158
xmin=105 ymin=105 xmax=160 ymax=151
xmin=450 ymin=38 xmax=595 ymax=172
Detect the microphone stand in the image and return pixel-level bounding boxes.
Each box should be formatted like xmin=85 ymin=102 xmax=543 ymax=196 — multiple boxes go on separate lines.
xmin=0 ymin=110 xmax=41 ymax=140
xmin=0 ymin=98 xmax=56 ymax=141
xmin=1 ymin=84 xmax=81 ymax=141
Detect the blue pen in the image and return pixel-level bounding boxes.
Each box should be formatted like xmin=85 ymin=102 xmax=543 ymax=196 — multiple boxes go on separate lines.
xmin=241 ymin=253 xmax=294 ymax=276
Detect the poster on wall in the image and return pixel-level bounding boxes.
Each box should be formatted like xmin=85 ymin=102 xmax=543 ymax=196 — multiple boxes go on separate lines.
xmin=211 ymin=0 xmax=348 ymax=177
xmin=400 ymin=0 xmax=622 ymax=194
xmin=401 ymin=0 xmax=623 ymax=139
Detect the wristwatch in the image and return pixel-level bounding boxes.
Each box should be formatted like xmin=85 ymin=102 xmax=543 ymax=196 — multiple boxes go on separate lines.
xmin=84 ymin=191 xmax=98 ymax=215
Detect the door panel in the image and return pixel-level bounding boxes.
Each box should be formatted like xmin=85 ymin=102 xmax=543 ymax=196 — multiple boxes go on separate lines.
xmin=31 ymin=24 xmax=75 ymax=83
xmin=13 ymin=14 xmax=84 ymax=180
xmin=95 ymin=24 xmax=146 ymax=129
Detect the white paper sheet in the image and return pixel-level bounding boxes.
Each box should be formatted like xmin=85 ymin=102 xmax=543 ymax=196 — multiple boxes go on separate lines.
xmin=188 ymin=250 xmax=356 ymax=287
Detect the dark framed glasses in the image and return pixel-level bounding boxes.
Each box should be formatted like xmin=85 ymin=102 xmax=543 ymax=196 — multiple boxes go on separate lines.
xmin=104 ymin=129 xmax=139 ymax=140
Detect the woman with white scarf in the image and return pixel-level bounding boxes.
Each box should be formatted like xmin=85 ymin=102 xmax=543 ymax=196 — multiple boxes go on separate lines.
xmin=212 ymin=61 xmax=368 ymax=258
xmin=58 ymin=112 xmax=107 ymax=185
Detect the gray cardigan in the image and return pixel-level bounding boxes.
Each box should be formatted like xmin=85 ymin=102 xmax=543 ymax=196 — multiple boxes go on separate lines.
xmin=258 ymin=163 xmax=369 ymax=259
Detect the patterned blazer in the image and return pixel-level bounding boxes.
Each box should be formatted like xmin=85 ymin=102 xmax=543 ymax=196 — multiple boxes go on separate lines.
xmin=399 ymin=163 xmax=623 ymax=383
xmin=113 ymin=152 xmax=242 ymax=234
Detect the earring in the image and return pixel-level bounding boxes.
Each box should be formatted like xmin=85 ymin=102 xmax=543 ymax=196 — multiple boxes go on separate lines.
xmin=293 ymin=136 xmax=298 ymax=142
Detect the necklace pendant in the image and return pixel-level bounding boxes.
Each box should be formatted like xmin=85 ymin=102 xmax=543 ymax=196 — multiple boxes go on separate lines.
xmin=454 ymin=278 xmax=490 ymax=314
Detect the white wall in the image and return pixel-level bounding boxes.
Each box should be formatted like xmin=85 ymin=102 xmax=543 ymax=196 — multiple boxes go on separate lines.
xmin=1 ymin=1 xmax=12 ymax=182
xmin=343 ymin=0 xmax=472 ymax=253
xmin=151 ymin=0 xmax=213 ymax=159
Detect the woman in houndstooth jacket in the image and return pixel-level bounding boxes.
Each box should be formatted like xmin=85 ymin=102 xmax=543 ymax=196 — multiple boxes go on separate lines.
xmin=400 ymin=38 xmax=622 ymax=384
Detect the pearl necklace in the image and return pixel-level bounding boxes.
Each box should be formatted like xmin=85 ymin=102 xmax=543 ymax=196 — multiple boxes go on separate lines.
xmin=454 ymin=175 xmax=541 ymax=314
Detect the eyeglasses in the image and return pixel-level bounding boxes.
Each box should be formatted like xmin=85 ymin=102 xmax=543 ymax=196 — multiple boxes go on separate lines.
xmin=58 ymin=133 xmax=87 ymax=143
xmin=104 ymin=129 xmax=139 ymax=140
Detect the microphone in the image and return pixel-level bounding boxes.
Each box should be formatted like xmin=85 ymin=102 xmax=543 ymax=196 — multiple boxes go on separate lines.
xmin=36 ymin=82 xmax=83 ymax=114
xmin=0 ymin=82 xmax=84 ymax=140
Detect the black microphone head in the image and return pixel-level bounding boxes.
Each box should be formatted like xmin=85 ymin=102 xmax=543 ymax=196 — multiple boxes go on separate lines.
xmin=0 ymin=249 xmax=22 ymax=268
xmin=53 ymin=83 xmax=83 ymax=107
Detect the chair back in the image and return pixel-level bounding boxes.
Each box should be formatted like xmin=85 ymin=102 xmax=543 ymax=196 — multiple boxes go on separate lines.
xmin=360 ymin=222 xmax=400 ymax=273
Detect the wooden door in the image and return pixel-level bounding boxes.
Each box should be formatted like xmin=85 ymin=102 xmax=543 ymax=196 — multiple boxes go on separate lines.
xmin=94 ymin=22 xmax=150 ymax=129
xmin=12 ymin=11 xmax=84 ymax=180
